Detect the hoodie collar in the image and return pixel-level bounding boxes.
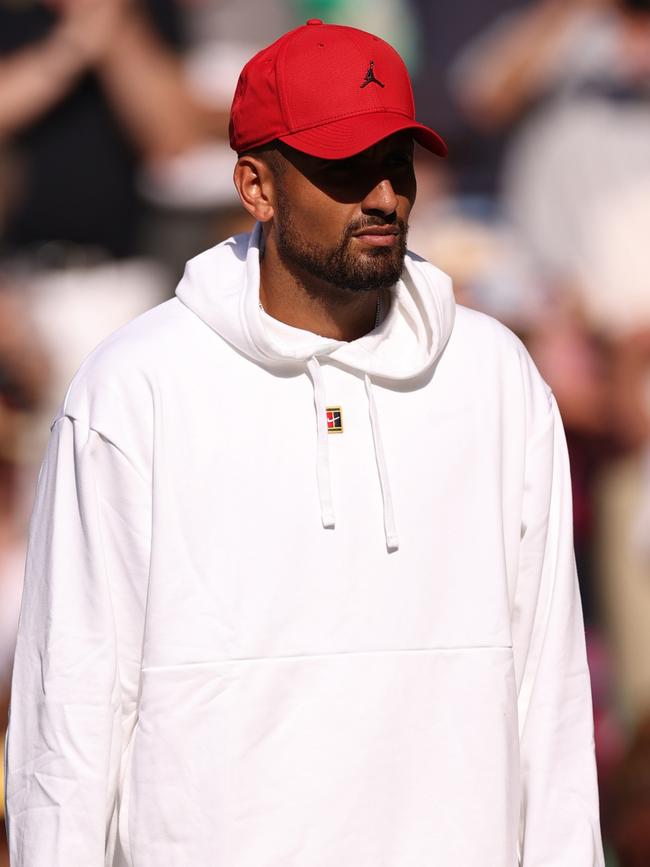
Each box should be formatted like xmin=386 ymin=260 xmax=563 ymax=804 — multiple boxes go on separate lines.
xmin=176 ymin=222 xmax=455 ymax=381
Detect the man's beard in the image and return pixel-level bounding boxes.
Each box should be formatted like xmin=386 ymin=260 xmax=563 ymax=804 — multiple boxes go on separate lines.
xmin=274 ymin=207 xmax=408 ymax=295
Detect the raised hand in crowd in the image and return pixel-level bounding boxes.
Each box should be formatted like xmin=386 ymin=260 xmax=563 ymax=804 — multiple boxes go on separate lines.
xmin=0 ymin=0 xmax=128 ymax=139
xmin=0 ymin=0 xmax=224 ymax=158
xmin=453 ymin=0 xmax=637 ymax=130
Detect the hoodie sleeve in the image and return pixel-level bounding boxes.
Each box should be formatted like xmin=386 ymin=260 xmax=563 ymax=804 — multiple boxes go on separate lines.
xmin=5 ymin=411 xmax=151 ymax=866
xmin=513 ymin=381 xmax=604 ymax=865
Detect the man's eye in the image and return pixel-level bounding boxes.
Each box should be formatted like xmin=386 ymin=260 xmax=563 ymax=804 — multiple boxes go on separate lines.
xmin=318 ymin=162 xmax=358 ymax=181
xmin=386 ymin=153 xmax=413 ymax=168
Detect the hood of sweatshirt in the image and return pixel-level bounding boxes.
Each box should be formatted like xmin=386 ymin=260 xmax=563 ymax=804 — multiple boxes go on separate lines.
xmin=176 ymin=222 xmax=455 ymax=549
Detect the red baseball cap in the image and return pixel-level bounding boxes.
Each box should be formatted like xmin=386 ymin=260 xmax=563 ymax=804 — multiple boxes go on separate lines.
xmin=229 ymin=20 xmax=448 ymax=160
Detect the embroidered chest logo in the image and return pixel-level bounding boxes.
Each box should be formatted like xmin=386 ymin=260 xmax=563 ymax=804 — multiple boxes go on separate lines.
xmin=326 ymin=407 xmax=343 ymax=433
xmin=360 ymin=60 xmax=385 ymax=89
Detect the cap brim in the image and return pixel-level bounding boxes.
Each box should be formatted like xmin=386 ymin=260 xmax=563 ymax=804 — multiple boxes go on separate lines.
xmin=278 ymin=112 xmax=448 ymax=160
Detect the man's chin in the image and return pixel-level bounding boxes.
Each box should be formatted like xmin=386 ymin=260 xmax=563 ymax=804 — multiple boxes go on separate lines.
xmin=349 ymin=248 xmax=406 ymax=287
xmin=340 ymin=263 xmax=405 ymax=293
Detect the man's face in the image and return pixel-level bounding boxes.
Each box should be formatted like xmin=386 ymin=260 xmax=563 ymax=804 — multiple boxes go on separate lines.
xmin=270 ymin=132 xmax=416 ymax=295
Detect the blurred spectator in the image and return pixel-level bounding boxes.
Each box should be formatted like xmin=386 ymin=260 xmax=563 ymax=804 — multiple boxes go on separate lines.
xmin=410 ymin=0 xmax=529 ymax=196
xmin=451 ymin=0 xmax=650 ymax=291
xmin=0 ymin=0 xmax=221 ymax=260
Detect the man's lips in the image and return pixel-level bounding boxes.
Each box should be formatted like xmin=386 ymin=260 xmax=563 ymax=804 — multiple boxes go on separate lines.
xmin=351 ymin=227 xmax=400 ymax=247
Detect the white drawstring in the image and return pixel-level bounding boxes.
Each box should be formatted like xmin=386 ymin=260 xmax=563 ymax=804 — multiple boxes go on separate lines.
xmin=306 ymin=357 xmax=336 ymax=529
xmin=305 ymin=358 xmax=399 ymax=550
xmin=365 ymin=373 xmax=399 ymax=550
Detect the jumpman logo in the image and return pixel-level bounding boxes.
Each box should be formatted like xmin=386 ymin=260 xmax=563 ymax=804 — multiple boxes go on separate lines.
xmin=360 ymin=60 xmax=385 ymax=89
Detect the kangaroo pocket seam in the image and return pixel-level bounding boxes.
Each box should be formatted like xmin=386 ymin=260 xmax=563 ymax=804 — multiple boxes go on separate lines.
xmin=141 ymin=644 xmax=513 ymax=672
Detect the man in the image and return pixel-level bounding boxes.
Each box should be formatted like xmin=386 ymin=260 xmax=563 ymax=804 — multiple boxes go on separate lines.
xmin=5 ymin=20 xmax=604 ymax=867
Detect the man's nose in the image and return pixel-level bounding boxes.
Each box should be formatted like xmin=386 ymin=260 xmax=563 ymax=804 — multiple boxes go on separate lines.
xmin=361 ymin=179 xmax=399 ymax=216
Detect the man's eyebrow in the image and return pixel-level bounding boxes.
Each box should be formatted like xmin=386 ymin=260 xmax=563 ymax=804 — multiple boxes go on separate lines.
xmin=311 ymin=156 xmax=358 ymax=171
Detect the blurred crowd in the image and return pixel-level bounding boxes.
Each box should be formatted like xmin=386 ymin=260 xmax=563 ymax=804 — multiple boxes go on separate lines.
xmin=1 ymin=0 xmax=650 ymax=864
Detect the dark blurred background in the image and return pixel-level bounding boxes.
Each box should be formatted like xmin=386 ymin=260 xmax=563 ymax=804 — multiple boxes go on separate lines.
xmin=1 ymin=1 xmax=650 ymax=863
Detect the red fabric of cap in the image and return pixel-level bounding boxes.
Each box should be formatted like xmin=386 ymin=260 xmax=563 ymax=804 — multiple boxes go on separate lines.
xmin=229 ymin=21 xmax=448 ymax=159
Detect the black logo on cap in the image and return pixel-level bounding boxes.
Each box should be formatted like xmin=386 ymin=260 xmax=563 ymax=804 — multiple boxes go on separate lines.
xmin=360 ymin=60 xmax=384 ymax=89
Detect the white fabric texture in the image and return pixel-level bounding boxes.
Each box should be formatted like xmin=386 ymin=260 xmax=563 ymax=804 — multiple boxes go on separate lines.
xmin=6 ymin=226 xmax=603 ymax=866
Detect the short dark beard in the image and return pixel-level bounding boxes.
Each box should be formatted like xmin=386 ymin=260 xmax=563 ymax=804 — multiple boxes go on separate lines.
xmin=274 ymin=206 xmax=408 ymax=296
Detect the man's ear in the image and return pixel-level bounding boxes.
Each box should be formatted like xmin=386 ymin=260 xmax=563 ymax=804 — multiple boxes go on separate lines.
xmin=233 ymin=156 xmax=275 ymax=222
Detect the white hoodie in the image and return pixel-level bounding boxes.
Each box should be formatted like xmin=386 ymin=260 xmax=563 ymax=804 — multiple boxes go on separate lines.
xmin=6 ymin=225 xmax=604 ymax=866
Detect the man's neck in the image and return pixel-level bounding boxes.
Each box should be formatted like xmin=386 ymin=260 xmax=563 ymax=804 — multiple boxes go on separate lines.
xmin=259 ymin=235 xmax=381 ymax=343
